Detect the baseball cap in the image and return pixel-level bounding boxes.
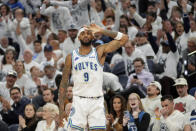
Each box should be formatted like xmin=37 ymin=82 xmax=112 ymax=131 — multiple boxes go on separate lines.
xmin=68 ymin=23 xmax=79 ymax=30
xmin=149 ymin=81 xmax=162 ymax=91
xmin=160 ymin=40 xmax=169 ymax=46
xmin=7 ymin=70 xmax=17 ymax=77
xmin=44 ymin=44 xmax=53 ymax=52
xmin=174 ymin=78 xmax=188 ymax=86
xmin=136 ymin=31 xmax=146 ymax=37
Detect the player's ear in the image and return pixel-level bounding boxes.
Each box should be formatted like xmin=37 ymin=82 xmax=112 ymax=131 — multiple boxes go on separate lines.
xmin=78 ymin=35 xmax=81 ymax=41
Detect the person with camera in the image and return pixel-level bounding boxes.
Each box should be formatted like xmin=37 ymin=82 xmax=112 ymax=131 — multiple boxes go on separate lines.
xmin=123 ymin=93 xmax=150 ymax=131
xmin=120 ymin=57 xmax=154 ymax=99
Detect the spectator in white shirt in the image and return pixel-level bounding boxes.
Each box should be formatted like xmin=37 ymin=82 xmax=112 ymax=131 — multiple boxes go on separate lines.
xmin=173 ymin=78 xmax=196 ymax=114
xmin=49 ymin=40 xmax=62 ymax=62
xmin=40 ymin=0 xmax=72 ymax=33
xmin=142 ymin=81 xmax=162 ymax=128
xmin=119 ymin=15 xmax=138 ymax=40
xmin=8 ymin=8 xmax=31 ymax=41
xmin=42 ymin=65 xmax=61 ymax=90
xmin=49 ymin=0 xmax=90 ymax=28
xmin=32 ymin=40 xmax=45 ymax=64
xmin=0 ymin=70 xmax=17 ymax=111
xmin=135 ymin=31 xmax=156 ymax=60
xmin=40 ymin=44 xmax=55 ymax=71
xmin=58 ymin=29 xmax=67 ymax=51
xmin=0 ymin=48 xmax=16 ymax=75
xmin=24 ymin=66 xmax=42 ymax=99
xmin=35 ymin=103 xmax=59 ymax=131
xmin=14 ymin=60 xmax=29 ymax=95
xmin=23 ymin=49 xmax=40 ymax=76
xmin=122 ymin=40 xmax=147 ymax=75
xmin=62 ymin=24 xmax=80 ymax=58
xmin=153 ymin=95 xmax=184 ymax=131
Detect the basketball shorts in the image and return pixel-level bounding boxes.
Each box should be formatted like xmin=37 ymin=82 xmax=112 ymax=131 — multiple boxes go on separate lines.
xmin=67 ymin=96 xmax=106 ymax=130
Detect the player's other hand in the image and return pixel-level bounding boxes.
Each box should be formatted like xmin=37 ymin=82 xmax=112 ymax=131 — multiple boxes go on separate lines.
xmin=57 ymin=115 xmax=64 ymax=127
xmin=84 ymin=24 xmax=103 ymax=34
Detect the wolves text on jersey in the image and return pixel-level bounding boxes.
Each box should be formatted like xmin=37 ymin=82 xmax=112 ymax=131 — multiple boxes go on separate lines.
xmin=74 ymin=62 xmax=98 ymax=71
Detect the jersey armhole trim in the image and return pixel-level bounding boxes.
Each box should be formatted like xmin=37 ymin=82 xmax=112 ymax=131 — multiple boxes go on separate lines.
xmin=94 ymin=48 xmax=104 ymax=68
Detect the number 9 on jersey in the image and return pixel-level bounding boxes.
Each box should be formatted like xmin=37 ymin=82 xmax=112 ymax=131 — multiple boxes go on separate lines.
xmin=84 ymin=72 xmax=89 ymax=82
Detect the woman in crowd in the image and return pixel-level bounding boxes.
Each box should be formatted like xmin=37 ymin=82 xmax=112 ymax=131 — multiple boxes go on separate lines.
xmin=18 ymin=104 xmax=39 ymax=131
xmin=0 ymin=48 xmax=16 ymax=74
xmin=123 ymin=93 xmax=150 ymax=131
xmin=35 ymin=103 xmax=59 ymax=131
xmin=14 ymin=60 xmax=29 ymax=95
xmin=0 ymin=4 xmax=11 ymax=20
xmin=106 ymin=95 xmax=126 ymax=131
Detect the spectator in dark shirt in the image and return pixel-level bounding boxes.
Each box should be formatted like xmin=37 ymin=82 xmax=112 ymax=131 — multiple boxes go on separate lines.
xmin=18 ymin=104 xmax=39 ymax=131
xmin=1 ymin=87 xmax=31 ymax=125
xmin=0 ymin=120 xmax=9 ymax=131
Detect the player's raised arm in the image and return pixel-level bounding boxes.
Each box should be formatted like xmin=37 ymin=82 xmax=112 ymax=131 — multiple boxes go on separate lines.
xmin=85 ymin=24 xmax=129 ymax=53
xmin=58 ymin=54 xmax=72 ymax=127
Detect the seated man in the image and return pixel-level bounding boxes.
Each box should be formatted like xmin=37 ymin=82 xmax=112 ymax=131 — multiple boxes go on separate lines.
xmin=42 ymin=65 xmax=62 ymax=90
xmin=1 ymin=87 xmax=30 ymax=125
xmin=142 ymin=81 xmax=162 ymax=128
xmin=153 ymin=95 xmax=184 ymax=131
xmin=32 ymin=88 xmax=55 ymax=110
xmin=173 ymin=78 xmax=196 ymax=114
xmin=122 ymin=57 xmax=154 ymax=99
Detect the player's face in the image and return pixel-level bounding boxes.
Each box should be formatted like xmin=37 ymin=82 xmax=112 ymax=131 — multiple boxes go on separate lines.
xmin=113 ymin=98 xmax=122 ymax=112
xmin=176 ymin=85 xmax=188 ymax=97
xmin=79 ymin=30 xmax=94 ymax=47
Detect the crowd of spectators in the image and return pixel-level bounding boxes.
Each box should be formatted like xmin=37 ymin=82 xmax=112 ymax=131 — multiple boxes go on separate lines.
xmin=0 ymin=0 xmax=196 ymax=130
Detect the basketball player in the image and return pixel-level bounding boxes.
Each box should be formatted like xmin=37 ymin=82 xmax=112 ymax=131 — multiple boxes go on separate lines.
xmin=58 ymin=24 xmax=128 ymax=130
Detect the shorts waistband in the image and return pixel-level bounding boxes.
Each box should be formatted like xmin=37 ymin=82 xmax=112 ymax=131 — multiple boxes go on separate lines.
xmin=75 ymin=95 xmax=103 ymax=99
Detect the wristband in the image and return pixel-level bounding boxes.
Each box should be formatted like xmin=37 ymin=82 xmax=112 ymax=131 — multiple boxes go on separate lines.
xmin=156 ymin=117 xmax=160 ymax=120
xmin=114 ymin=32 xmax=123 ymax=40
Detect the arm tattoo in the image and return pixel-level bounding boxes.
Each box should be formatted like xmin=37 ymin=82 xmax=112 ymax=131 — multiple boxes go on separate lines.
xmin=101 ymin=30 xmax=118 ymax=39
xmin=58 ymin=56 xmax=71 ymax=116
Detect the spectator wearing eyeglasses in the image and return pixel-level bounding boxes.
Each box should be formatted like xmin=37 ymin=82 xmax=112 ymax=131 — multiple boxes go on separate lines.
xmin=1 ymin=87 xmax=30 ymax=126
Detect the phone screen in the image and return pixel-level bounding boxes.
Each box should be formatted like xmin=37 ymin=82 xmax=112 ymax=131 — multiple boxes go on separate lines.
xmin=124 ymin=111 xmax=130 ymax=118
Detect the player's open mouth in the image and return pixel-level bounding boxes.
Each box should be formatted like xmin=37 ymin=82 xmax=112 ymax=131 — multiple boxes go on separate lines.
xmin=131 ymin=103 xmax=136 ymax=106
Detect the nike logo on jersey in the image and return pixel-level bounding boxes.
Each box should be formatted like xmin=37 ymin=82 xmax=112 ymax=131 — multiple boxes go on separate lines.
xmin=89 ymin=56 xmax=95 ymax=58
xmin=75 ymin=57 xmax=79 ymax=61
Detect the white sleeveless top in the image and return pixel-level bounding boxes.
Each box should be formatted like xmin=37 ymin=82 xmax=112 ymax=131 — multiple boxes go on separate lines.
xmin=71 ymin=47 xmax=103 ymax=97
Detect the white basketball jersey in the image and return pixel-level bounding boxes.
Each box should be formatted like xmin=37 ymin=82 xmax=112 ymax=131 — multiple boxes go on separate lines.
xmin=71 ymin=47 xmax=103 ymax=97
